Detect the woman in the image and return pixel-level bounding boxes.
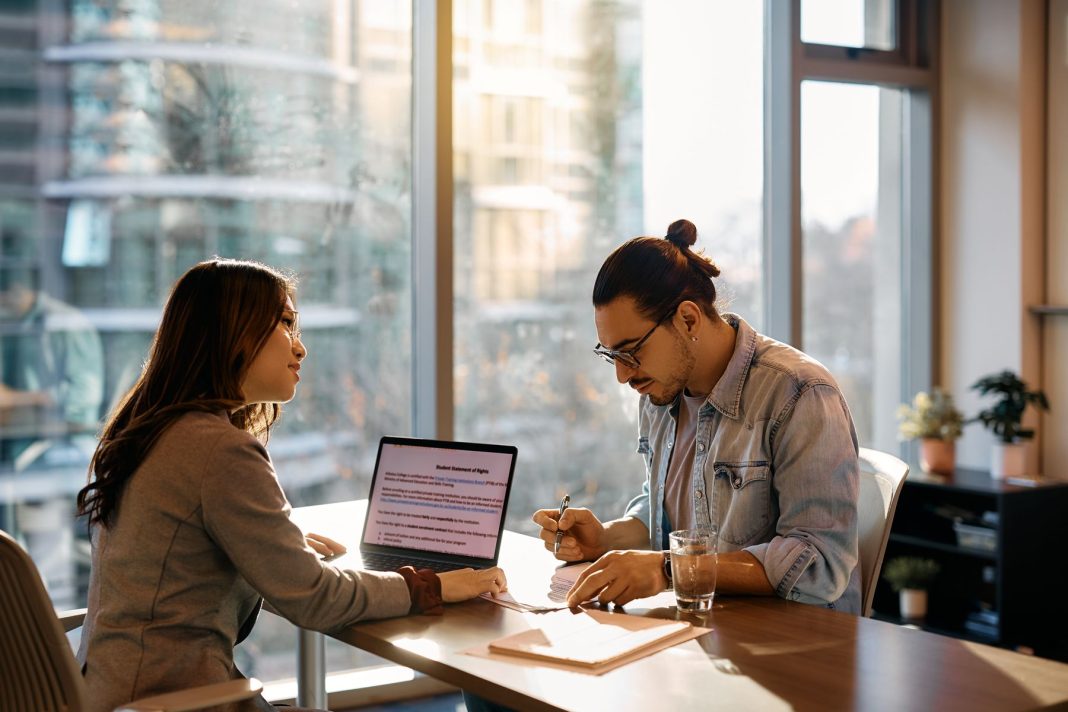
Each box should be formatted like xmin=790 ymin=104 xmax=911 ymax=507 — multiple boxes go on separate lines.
xmin=75 ymin=259 xmax=505 ymax=711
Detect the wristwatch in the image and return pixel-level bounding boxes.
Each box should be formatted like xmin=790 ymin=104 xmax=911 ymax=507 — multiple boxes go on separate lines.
xmin=662 ymin=552 xmax=673 ymax=589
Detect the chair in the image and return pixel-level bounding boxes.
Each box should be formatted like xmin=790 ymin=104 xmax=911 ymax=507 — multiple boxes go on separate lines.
xmin=856 ymin=447 xmax=910 ymax=617
xmin=0 ymin=529 xmax=263 ymax=712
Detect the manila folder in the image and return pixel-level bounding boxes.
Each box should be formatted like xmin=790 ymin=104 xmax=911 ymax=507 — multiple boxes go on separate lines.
xmin=487 ymin=609 xmax=692 ymax=669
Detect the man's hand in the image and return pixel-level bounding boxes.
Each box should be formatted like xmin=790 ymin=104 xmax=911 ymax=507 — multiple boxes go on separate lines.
xmin=532 ymin=506 xmax=607 ymax=562
xmin=565 ymin=550 xmax=668 ymax=607
xmin=438 ymin=567 xmax=508 ymax=602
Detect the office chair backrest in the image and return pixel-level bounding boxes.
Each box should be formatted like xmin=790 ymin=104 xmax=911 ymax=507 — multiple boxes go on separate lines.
xmin=0 ymin=528 xmax=87 ymax=712
xmin=856 ymin=447 xmax=909 ymax=617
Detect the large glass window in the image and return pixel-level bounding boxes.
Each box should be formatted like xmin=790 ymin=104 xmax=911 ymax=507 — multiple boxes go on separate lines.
xmin=1 ymin=0 xmax=412 ymax=684
xmin=1 ymin=0 xmax=934 ymax=701
xmin=800 ymin=80 xmax=904 ymax=451
xmin=452 ymin=0 xmax=764 ymax=536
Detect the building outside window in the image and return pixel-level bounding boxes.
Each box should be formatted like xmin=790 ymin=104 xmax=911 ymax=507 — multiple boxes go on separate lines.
xmin=452 ymin=0 xmax=765 ymax=537
xmin=1 ymin=0 xmax=413 ymax=683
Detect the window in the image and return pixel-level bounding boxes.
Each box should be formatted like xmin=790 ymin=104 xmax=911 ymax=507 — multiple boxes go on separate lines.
xmin=1 ymin=0 xmax=413 ymax=685
xmin=801 ymin=0 xmax=897 ymax=50
xmin=452 ymin=0 xmax=765 ymax=536
xmin=1 ymin=0 xmax=936 ymax=702
xmin=800 ymin=81 xmax=905 ymax=449
xmin=768 ymin=0 xmax=935 ymax=458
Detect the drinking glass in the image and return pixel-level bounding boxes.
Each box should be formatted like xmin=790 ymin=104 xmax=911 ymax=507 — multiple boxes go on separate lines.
xmin=669 ymin=528 xmax=718 ymax=613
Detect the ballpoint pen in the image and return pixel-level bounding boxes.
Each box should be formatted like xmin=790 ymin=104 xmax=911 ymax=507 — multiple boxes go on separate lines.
xmin=553 ymin=493 xmax=570 ymax=555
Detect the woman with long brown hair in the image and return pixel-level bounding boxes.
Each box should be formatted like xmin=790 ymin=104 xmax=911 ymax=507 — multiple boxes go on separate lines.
xmin=76 ymin=259 xmax=505 ymax=711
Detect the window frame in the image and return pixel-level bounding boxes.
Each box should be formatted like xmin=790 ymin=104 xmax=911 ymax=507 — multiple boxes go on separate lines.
xmin=763 ymin=0 xmax=938 ymax=459
xmin=334 ymin=0 xmax=944 ymax=702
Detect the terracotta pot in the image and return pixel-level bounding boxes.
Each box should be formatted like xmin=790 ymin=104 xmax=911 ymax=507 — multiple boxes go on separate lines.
xmin=919 ymin=438 xmax=955 ymax=475
xmin=990 ymin=442 xmax=1026 ymax=479
xmin=900 ymin=588 xmax=927 ymax=620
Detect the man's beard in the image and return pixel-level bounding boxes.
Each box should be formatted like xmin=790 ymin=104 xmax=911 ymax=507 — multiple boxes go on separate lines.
xmin=646 ymin=328 xmax=695 ymax=406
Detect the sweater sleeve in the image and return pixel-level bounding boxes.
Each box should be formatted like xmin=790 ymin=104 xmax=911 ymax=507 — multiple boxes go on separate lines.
xmin=200 ymin=431 xmax=412 ymax=631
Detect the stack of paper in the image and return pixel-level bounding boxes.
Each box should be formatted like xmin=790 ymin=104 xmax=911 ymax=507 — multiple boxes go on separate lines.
xmin=480 ymin=591 xmax=559 ymax=613
xmin=479 ymin=563 xmax=588 ymax=612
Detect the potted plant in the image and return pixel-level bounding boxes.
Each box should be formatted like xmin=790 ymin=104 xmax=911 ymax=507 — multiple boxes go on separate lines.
xmin=970 ymin=370 xmax=1050 ymax=479
xmin=883 ymin=556 xmax=940 ymax=620
xmin=896 ymin=388 xmax=963 ymax=475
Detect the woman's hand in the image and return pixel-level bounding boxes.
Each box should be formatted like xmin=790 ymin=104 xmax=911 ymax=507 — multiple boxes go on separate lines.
xmin=438 ymin=566 xmax=508 ymax=602
xmin=305 ymin=532 xmax=347 ymax=559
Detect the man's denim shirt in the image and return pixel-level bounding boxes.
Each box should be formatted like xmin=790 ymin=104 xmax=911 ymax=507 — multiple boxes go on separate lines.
xmin=625 ymin=314 xmax=862 ymax=613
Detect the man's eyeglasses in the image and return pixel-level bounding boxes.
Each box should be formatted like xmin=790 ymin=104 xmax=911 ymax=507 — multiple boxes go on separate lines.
xmin=593 ymin=308 xmax=676 ymax=369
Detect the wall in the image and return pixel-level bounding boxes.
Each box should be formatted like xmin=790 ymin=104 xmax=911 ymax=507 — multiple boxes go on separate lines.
xmin=940 ymin=0 xmax=1054 ymax=476
xmin=1046 ymin=0 xmax=1068 ymax=478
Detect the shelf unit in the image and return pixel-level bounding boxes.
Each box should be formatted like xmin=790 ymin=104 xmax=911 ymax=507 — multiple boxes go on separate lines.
xmin=871 ymin=467 xmax=1068 ymax=661
xmin=1029 ymin=305 xmax=1068 ymax=315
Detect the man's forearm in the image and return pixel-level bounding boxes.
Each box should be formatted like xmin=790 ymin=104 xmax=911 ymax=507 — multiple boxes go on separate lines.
xmin=601 ymin=516 xmax=650 ymax=551
xmin=712 ymin=550 xmax=775 ymax=596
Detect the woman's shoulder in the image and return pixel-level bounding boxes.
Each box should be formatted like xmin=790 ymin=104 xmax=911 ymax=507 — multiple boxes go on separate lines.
xmin=145 ymin=410 xmax=270 ymax=485
xmin=160 ymin=410 xmax=263 ymax=456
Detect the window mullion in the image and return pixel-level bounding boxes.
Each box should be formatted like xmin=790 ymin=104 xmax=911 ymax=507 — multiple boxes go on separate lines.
xmin=763 ymin=0 xmax=801 ymax=346
xmin=411 ymin=0 xmax=453 ymax=440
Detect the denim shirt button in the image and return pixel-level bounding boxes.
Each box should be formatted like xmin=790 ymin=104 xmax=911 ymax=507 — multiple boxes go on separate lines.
xmin=732 ymin=475 xmax=742 ymax=487
xmin=695 ymin=490 xmax=703 ymax=499
xmin=697 ymin=443 xmax=705 ymax=452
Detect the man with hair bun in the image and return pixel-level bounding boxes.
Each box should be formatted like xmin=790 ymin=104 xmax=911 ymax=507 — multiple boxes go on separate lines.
xmin=533 ymin=219 xmax=861 ymax=613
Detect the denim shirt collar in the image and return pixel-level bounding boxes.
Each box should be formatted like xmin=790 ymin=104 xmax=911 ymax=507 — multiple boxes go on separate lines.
xmin=666 ymin=313 xmax=757 ymax=422
xmin=704 ymin=313 xmax=757 ymax=421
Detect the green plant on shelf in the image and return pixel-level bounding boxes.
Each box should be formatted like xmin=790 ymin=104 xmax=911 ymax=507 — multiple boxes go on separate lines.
xmin=882 ymin=556 xmax=940 ymax=592
xmin=970 ymin=370 xmax=1049 ymax=443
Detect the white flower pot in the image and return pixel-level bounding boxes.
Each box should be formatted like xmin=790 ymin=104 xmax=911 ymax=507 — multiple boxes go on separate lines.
xmin=899 ymin=588 xmax=927 ymax=620
xmin=990 ymin=442 xmax=1026 ymax=479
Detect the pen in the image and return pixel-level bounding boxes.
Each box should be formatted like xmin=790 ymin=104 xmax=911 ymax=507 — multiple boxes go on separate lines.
xmin=553 ymin=494 xmax=570 ymax=555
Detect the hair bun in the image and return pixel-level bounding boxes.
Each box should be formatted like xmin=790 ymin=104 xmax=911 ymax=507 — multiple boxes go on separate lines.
xmin=665 ymin=219 xmax=697 ymax=250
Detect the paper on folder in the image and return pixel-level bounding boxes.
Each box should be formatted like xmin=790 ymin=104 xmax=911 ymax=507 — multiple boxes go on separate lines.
xmin=487 ymin=608 xmax=698 ymax=669
xmin=480 ymin=563 xmax=588 ymax=612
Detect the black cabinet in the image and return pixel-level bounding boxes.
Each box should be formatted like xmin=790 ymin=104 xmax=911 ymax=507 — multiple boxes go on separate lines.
xmin=871 ymin=467 xmax=1068 ymax=661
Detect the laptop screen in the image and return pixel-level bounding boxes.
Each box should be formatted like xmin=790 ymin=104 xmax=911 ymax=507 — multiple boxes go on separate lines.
xmin=361 ymin=437 xmax=518 ymax=562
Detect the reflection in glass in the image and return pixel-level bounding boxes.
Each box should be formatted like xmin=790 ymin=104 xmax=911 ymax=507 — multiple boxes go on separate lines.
xmin=801 ymin=0 xmax=897 ymax=51
xmin=800 ymin=80 xmax=903 ymax=451
xmin=1 ymin=0 xmax=412 ymax=684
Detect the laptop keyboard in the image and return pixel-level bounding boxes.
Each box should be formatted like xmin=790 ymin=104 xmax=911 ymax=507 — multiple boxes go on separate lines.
xmin=360 ymin=552 xmax=465 ymax=573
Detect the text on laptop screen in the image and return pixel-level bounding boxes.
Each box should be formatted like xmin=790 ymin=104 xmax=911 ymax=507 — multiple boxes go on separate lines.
xmin=364 ymin=442 xmax=513 ymax=559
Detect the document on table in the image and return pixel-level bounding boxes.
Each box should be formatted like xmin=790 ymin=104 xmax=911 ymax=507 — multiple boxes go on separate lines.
xmin=465 ymin=607 xmax=712 ymax=675
xmin=480 ymin=563 xmax=588 ymax=612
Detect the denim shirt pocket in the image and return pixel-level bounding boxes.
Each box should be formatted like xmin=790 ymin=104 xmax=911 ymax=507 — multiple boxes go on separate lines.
xmin=709 ymin=461 xmax=771 ymax=545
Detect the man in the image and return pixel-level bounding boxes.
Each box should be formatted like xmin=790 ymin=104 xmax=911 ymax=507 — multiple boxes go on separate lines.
xmin=0 ymin=264 xmax=104 ymax=469
xmin=533 ymin=219 xmax=861 ymax=613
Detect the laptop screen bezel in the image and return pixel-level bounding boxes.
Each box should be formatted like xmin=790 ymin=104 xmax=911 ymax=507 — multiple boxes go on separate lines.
xmin=359 ymin=435 xmax=518 ymax=567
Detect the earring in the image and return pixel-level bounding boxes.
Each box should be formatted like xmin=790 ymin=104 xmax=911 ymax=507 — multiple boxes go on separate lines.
xmin=691 ymin=336 xmax=698 ymax=342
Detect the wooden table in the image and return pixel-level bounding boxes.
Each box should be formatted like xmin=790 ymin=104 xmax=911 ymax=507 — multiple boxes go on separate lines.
xmin=292 ymin=501 xmax=1068 ymax=712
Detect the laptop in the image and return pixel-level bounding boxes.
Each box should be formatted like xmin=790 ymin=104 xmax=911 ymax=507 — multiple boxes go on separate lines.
xmin=356 ymin=436 xmax=518 ymax=573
